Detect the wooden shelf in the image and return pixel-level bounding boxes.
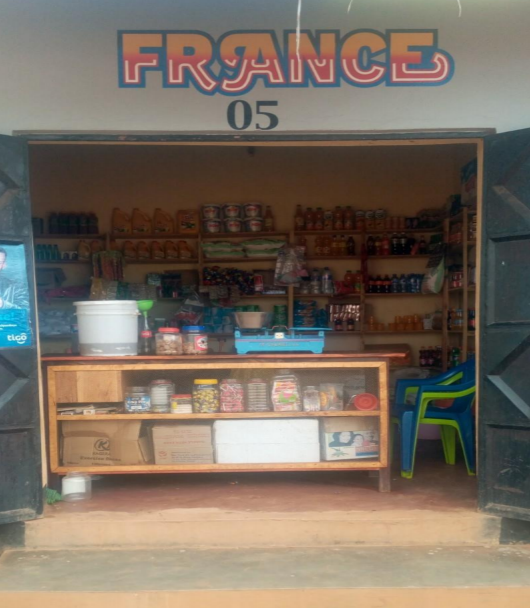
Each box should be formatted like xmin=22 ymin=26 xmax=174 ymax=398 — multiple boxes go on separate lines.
xmin=295 ymin=294 xmax=360 ymax=299
xmin=204 ymin=257 xmax=277 ymax=263
xmin=124 ymin=259 xmax=198 ymax=265
xmin=367 ymin=254 xmax=430 ymax=259
xmin=295 ymin=230 xmax=360 ymax=236
xmin=366 ymin=228 xmax=442 ymax=234
xmin=110 ymin=233 xmax=198 ymax=240
xmin=36 ymin=260 xmax=90 ymax=265
xmin=365 ymin=292 xmax=438 ymax=297
xmin=56 ymin=410 xmax=379 ymax=421
xmin=201 ymin=231 xmax=289 ymax=239
xmin=364 ymin=330 xmax=441 ymax=335
xmin=306 ymin=256 xmax=360 ymax=261
xmin=34 ymin=234 xmax=106 ymax=240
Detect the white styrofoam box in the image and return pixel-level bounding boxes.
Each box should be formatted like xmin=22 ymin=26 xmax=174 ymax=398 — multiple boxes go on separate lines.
xmin=213 ymin=419 xmax=319 ymax=445
xmin=213 ymin=419 xmax=320 ymax=464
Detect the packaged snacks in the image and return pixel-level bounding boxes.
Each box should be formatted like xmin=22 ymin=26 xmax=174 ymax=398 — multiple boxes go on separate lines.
xmin=271 ymin=370 xmax=302 ymax=412
xmin=319 ymin=384 xmax=344 ymax=411
xmin=111 ymin=208 xmax=132 ymax=234
xmin=220 ymin=379 xmax=245 ymax=412
xmin=77 ymin=240 xmax=91 ymax=261
xmin=177 ymin=210 xmax=200 ymax=234
xmin=132 ymin=208 xmax=152 ymax=234
xmin=153 ymin=208 xmax=175 ymax=234
xmin=193 ymin=379 xmax=220 ymax=413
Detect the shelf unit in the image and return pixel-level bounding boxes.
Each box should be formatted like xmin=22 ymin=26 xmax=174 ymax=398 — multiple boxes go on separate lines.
xmin=45 ymin=356 xmax=391 ymax=489
xmin=442 ymin=209 xmax=477 ymax=370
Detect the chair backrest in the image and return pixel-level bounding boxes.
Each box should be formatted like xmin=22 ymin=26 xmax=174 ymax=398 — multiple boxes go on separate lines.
xmin=450 ymin=359 xmax=476 ymax=384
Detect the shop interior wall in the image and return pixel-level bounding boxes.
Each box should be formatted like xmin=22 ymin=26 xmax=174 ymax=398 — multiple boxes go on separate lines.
xmin=29 ymin=142 xmax=475 ymax=359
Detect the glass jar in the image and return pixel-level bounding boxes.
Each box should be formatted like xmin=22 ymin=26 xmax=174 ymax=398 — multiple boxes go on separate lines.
xmin=149 ymin=379 xmax=175 ymax=413
xmin=183 ymin=326 xmax=208 ymax=355
xmin=155 ymin=327 xmax=183 ymax=355
xmin=171 ymin=394 xmax=193 ymax=414
xmin=303 ymin=386 xmax=320 ymax=412
xmin=220 ymin=379 xmax=245 ymax=412
xmin=193 ymin=379 xmax=220 ymax=413
xmin=246 ymin=378 xmax=270 ymax=412
xmin=271 ymin=370 xmax=302 ymax=412
xmin=124 ymin=386 xmax=151 ymax=413
xmin=62 ymin=472 xmax=92 ymax=502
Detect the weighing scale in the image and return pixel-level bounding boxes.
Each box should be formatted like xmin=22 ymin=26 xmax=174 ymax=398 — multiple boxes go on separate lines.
xmin=234 ymin=327 xmax=329 ymax=354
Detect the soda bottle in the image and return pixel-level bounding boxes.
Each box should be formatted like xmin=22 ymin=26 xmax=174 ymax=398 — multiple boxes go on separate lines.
xmin=305 ymin=207 xmax=315 ymax=231
xmin=344 ymin=206 xmax=354 ymax=230
xmin=374 ymin=235 xmax=382 ymax=256
xmin=391 ymin=274 xmax=399 ymax=293
xmin=400 ymin=233 xmax=407 ymax=255
xmin=419 ymin=235 xmax=427 ymax=254
xmin=331 ymin=236 xmax=339 ymax=256
xmin=344 ymin=270 xmax=354 ymax=288
xmin=314 ymin=207 xmax=324 ymax=230
xmin=366 ymin=235 xmax=375 ymax=256
xmin=315 ymin=237 xmax=323 ymax=256
xmin=323 ymin=209 xmax=333 ymax=230
xmin=399 ymin=274 xmax=407 ymax=293
xmin=375 ymin=275 xmax=383 ymax=294
xmin=294 ymin=205 xmax=305 ymax=230
xmin=347 ymin=236 xmax=356 ymax=256
xmin=354 ymin=270 xmax=363 ymax=293
xmin=381 ymin=233 xmax=390 ymax=256
xmin=333 ymin=206 xmax=344 ymax=230
xmin=383 ymin=274 xmax=391 ymax=293
xmin=264 ymin=206 xmax=275 ymax=231
xmin=368 ymin=275 xmax=375 ymax=293
xmin=139 ymin=330 xmax=155 ymax=355
xmin=391 ymin=233 xmax=400 ymax=255
xmin=339 ymin=235 xmax=347 ymax=256
xmin=323 ymin=236 xmax=332 ymax=256
xmin=427 ymin=347 xmax=435 ymax=367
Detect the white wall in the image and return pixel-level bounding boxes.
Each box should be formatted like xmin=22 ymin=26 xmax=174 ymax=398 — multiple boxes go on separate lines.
xmin=1 ymin=0 xmax=529 ymax=134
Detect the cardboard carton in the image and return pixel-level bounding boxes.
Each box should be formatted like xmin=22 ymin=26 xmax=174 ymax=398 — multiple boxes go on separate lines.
xmin=320 ymin=418 xmax=379 ymax=461
xmin=62 ymin=420 xmax=152 ymax=466
xmin=151 ymin=423 xmax=214 ymax=465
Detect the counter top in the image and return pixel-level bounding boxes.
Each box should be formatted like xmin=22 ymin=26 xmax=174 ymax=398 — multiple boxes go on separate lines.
xmin=41 ymin=350 xmax=407 ymax=363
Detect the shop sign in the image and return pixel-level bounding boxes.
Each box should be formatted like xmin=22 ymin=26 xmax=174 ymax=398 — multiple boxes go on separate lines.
xmin=118 ymin=29 xmax=455 ymax=94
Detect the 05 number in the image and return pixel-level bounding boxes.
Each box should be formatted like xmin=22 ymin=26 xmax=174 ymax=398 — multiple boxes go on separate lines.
xmin=227 ymin=100 xmax=279 ymax=131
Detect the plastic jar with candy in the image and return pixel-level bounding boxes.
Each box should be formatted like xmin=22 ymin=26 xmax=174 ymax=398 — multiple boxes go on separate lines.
xmin=155 ymin=327 xmax=183 ymax=355
xmin=182 ymin=326 xmax=208 ymax=354
xmin=193 ymin=379 xmax=220 ymax=413
xmin=219 ymin=379 xmax=245 ymax=412
xmin=271 ymin=370 xmax=302 ymax=412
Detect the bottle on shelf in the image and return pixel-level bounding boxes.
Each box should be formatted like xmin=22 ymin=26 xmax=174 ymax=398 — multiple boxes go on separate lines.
xmin=399 ymin=233 xmax=408 ymax=255
xmin=375 ymin=275 xmax=383 ymax=294
xmin=344 ymin=270 xmax=354 ymax=288
xmin=331 ymin=236 xmax=340 ymax=257
xmin=366 ymin=235 xmax=375 ymax=256
xmin=297 ymin=236 xmax=307 ymax=251
xmin=321 ymin=267 xmax=334 ymax=294
xmin=304 ymin=207 xmax=315 ymax=231
xmin=468 ymin=308 xmax=476 ymax=331
xmin=391 ymin=232 xmax=400 ymax=255
xmin=346 ymin=236 xmax=356 ymax=256
xmin=294 ymin=205 xmax=305 ymax=230
xmin=383 ymin=274 xmax=391 ymax=294
xmin=310 ymin=268 xmax=321 ymax=294
xmin=48 ymin=212 xmax=59 ymax=235
xmin=315 ymin=236 xmax=323 ymax=256
xmin=323 ymin=209 xmax=333 ymax=230
xmin=323 ymin=236 xmax=332 ymax=256
xmin=419 ymin=235 xmax=428 ymax=254
xmin=314 ymin=207 xmax=324 ymax=230
xmin=427 ymin=347 xmax=435 ymax=367
xmin=264 ymin=206 xmax=275 ymax=231
xmin=333 ymin=206 xmax=344 ymax=230
xmin=381 ymin=233 xmax=390 ymax=256
xmin=344 ymin=206 xmax=354 ymax=230
xmin=354 ymin=270 xmax=363 ymax=294
xmin=399 ymin=274 xmax=407 ymax=293
xmin=339 ymin=235 xmax=347 ymax=256
xmin=419 ymin=346 xmax=427 ymax=367
xmin=374 ymin=235 xmax=382 ymax=256
xmin=139 ymin=330 xmax=155 ymax=355
xmin=391 ymin=274 xmax=399 ymax=293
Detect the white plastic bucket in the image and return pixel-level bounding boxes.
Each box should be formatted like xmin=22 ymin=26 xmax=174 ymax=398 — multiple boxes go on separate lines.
xmin=75 ymin=300 xmax=139 ymax=356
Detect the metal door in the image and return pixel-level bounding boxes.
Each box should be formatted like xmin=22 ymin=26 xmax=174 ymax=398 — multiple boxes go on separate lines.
xmin=0 ymin=135 xmax=42 ymax=524
xmin=479 ymin=128 xmax=530 ymax=520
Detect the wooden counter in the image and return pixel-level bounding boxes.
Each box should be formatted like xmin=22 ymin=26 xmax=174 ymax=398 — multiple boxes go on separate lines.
xmin=43 ymin=352 xmax=398 ymax=491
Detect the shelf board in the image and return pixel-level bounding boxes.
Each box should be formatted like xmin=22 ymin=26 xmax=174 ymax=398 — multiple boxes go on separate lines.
xmin=448 ymin=330 xmax=476 ymax=335
xmin=124 ymin=259 xmax=198 ymax=265
xmin=295 ymin=230 xmax=360 ymax=236
xmin=367 ymin=254 xmax=430 ymax=259
xmin=306 ymin=256 xmax=360 ymax=261
xmin=56 ymin=410 xmax=379 ymax=421
xmin=239 ymin=293 xmax=288 ymax=298
xmin=34 ymin=233 xmax=106 ymax=240
xmin=110 ymin=233 xmax=198 ymax=240
xmin=295 ymin=294 xmax=360 ymax=299
xmin=364 ymin=330 xmax=441 ymax=335
xmin=40 ymin=334 xmax=72 ymax=340
xmin=204 ymin=257 xmax=277 ymax=263
xmin=201 ymin=231 xmax=289 ymax=239
xmin=36 ymin=260 xmax=91 ymax=265
xmin=295 ymin=228 xmax=442 ymax=236
xmin=449 ymin=286 xmax=477 ymax=293
xmin=365 ymin=292 xmax=438 ymax=297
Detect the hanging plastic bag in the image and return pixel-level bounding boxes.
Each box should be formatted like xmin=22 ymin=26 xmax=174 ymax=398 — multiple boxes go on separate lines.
xmin=274 ymin=245 xmax=307 ymax=286
xmin=421 ymin=246 xmax=445 ymax=294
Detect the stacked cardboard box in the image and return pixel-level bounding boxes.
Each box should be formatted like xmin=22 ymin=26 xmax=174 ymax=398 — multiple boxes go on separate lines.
xmin=151 ymin=424 xmax=214 ymax=464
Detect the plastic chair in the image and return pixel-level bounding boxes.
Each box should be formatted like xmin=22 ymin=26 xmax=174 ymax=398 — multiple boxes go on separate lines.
xmin=392 ymin=361 xmax=476 ymax=479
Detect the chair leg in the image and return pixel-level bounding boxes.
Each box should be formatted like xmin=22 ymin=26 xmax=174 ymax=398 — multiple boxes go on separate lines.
xmin=455 ymin=416 xmax=476 ymax=476
xmin=439 ymin=425 xmax=457 ymax=465
xmin=400 ymin=410 xmax=417 ymax=479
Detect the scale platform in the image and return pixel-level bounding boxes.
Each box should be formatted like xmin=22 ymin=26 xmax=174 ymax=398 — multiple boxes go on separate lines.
xmin=234 ymin=327 xmax=329 ymax=354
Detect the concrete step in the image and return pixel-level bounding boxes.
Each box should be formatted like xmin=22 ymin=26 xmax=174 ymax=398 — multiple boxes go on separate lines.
xmin=1 ymin=546 xmax=529 ymax=608
xmin=25 ymin=507 xmax=501 ymax=549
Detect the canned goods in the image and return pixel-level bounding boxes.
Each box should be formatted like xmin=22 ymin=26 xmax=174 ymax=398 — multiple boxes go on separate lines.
xmin=124 ymin=386 xmax=151 ymax=413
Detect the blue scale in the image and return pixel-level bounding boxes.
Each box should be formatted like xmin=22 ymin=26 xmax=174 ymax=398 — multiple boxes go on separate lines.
xmin=234 ymin=327 xmax=330 ymax=354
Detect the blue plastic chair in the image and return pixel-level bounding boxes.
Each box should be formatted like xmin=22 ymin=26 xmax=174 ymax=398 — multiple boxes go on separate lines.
xmin=392 ymin=360 xmax=476 ymax=479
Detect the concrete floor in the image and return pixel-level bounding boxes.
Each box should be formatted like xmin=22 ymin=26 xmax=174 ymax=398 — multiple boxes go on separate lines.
xmin=48 ymin=444 xmax=476 ymax=516
xmin=1 ymin=546 xmax=529 ymax=592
